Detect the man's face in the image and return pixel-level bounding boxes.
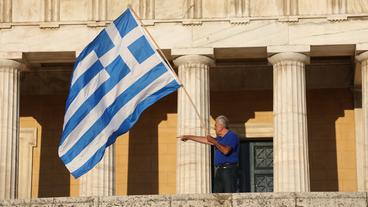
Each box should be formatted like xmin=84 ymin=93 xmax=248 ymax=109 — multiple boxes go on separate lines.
xmin=214 ymin=121 xmax=224 ymax=136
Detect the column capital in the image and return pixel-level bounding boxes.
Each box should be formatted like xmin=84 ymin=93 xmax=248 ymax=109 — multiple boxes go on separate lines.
xmin=267 ymin=45 xmax=310 ymax=55
xmin=0 ymin=59 xmax=21 ymax=70
xmin=173 ymin=55 xmax=215 ymax=67
xmin=356 ymin=51 xmax=368 ymax=63
xmin=171 ymin=48 xmax=214 ymax=57
xmin=268 ymin=52 xmax=310 ymax=65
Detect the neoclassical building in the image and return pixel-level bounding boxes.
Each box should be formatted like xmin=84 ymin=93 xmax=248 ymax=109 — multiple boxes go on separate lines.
xmin=1 ymin=0 xmax=368 ymax=199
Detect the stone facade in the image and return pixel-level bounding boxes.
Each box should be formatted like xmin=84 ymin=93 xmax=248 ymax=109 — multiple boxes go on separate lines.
xmin=0 ymin=0 xmax=367 ymax=199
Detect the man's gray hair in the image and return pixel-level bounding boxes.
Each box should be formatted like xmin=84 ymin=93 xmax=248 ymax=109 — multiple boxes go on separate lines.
xmin=216 ymin=115 xmax=230 ymax=129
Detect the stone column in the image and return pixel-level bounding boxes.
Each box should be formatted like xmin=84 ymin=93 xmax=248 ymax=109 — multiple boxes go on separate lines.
xmin=355 ymin=51 xmax=368 ymax=191
xmin=80 ymin=146 xmax=115 ymax=196
xmin=0 ymin=59 xmax=21 ymax=199
xmin=174 ymin=55 xmax=214 ymax=194
xmin=268 ymin=52 xmax=310 ymax=192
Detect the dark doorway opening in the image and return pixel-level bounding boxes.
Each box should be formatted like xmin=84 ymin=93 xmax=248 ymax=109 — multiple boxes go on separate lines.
xmin=238 ymin=139 xmax=273 ymax=192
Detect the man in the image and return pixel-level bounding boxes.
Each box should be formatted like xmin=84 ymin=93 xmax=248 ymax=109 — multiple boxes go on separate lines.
xmin=178 ymin=115 xmax=239 ymax=193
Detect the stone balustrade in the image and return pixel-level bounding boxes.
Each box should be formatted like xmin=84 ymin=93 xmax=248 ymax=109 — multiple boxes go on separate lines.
xmin=0 ymin=192 xmax=367 ymax=207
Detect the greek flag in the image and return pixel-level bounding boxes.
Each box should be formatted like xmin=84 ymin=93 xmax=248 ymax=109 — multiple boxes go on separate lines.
xmin=58 ymin=8 xmax=181 ymax=178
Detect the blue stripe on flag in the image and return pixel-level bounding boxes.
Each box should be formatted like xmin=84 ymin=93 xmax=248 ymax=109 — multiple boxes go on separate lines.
xmin=113 ymin=9 xmax=138 ymax=38
xmin=92 ymin=30 xmax=116 ymax=58
xmin=105 ymin=56 xmax=127 ymax=75
xmin=65 ymin=60 xmax=104 ymax=110
xmin=71 ymin=145 xmax=106 ymax=178
xmin=74 ymin=30 xmax=115 ymax=67
xmin=71 ymin=80 xmax=180 ymax=178
xmin=128 ymin=36 xmax=155 ymax=64
xmin=61 ymin=63 xmax=168 ymax=164
xmin=60 ymin=59 xmax=130 ymax=144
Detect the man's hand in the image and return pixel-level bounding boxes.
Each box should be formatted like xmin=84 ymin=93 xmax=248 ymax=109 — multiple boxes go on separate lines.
xmin=177 ymin=135 xmax=191 ymax=142
xmin=206 ymin=135 xmax=217 ymax=144
xmin=177 ymin=135 xmax=213 ymax=145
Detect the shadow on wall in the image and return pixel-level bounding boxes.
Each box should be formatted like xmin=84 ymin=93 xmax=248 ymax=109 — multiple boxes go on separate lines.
xmin=307 ymin=89 xmax=354 ymax=191
xmin=20 ymin=94 xmax=70 ymax=197
xmin=127 ymin=92 xmax=177 ymax=195
xmin=210 ymin=90 xmax=273 ymax=132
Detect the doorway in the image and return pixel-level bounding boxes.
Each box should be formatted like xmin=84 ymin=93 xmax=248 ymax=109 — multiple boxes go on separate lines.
xmin=238 ymin=140 xmax=273 ymax=192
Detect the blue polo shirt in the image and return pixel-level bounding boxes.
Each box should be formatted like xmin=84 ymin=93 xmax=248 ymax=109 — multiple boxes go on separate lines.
xmin=214 ymin=130 xmax=239 ymax=166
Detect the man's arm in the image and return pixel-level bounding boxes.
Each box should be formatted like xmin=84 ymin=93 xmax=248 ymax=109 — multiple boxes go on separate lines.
xmin=177 ymin=135 xmax=213 ymax=145
xmin=207 ymin=135 xmax=232 ymax=155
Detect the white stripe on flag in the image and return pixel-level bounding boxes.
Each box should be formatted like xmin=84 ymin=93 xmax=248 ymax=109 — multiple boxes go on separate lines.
xmin=63 ymin=69 xmax=110 ymax=128
xmin=71 ymin=51 xmax=98 ymax=86
xmin=66 ymin=72 xmax=175 ymax=172
xmin=119 ymin=27 xmax=143 ymax=45
xmin=105 ymin=23 xmax=142 ymax=48
xmin=119 ymin=46 xmax=139 ymax=69
xmin=104 ymin=23 xmax=122 ymax=46
xmin=100 ymin=26 xmax=142 ymax=68
xmin=59 ymin=54 xmax=162 ymax=156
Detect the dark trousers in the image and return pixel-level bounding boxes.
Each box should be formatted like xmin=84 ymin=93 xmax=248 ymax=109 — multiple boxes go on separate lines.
xmin=213 ymin=165 xmax=238 ymax=193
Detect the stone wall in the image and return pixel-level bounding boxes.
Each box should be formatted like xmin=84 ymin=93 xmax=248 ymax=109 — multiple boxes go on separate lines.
xmin=2 ymin=0 xmax=368 ymax=24
xmin=0 ymin=192 xmax=367 ymax=207
xmin=2 ymin=0 xmax=368 ymax=55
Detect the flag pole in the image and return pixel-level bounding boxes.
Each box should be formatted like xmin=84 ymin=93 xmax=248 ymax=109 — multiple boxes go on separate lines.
xmin=129 ymin=7 xmax=209 ymax=135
